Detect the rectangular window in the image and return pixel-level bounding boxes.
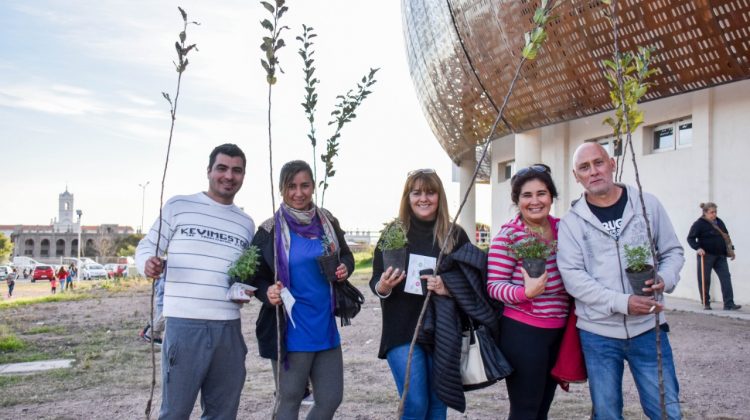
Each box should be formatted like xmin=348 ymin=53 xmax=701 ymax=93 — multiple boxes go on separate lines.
xmin=653 ymin=124 xmax=675 ymax=151
xmin=678 ymin=121 xmax=692 ymax=146
xmin=650 ymin=118 xmax=692 ymax=152
xmin=590 ymin=136 xmax=622 ymax=157
xmin=497 ymin=160 xmax=515 ymax=183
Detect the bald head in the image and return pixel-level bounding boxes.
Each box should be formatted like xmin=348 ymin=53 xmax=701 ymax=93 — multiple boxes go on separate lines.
xmin=572 ymin=142 xmax=618 ymax=203
xmin=573 ymin=142 xmax=610 ymax=166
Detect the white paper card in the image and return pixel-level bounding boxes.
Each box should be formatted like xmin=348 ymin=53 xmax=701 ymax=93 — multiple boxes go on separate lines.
xmin=280 ymin=287 xmax=297 ymax=328
xmin=404 ymin=254 xmax=437 ymax=295
xmin=226 ymin=282 xmax=257 ymax=302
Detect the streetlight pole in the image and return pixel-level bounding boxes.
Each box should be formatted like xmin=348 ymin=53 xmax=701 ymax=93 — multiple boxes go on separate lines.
xmin=76 ymin=209 xmax=82 ymax=282
xmin=138 ymin=181 xmax=150 ymax=234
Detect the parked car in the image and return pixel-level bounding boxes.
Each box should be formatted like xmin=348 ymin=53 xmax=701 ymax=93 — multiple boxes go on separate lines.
xmin=32 ymin=265 xmax=55 ymax=282
xmin=82 ymin=263 xmax=108 ymax=280
xmin=0 ymin=265 xmax=13 ymax=280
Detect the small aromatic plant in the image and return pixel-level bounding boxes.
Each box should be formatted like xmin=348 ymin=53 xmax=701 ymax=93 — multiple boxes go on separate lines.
xmin=228 ymin=245 xmax=262 ymax=282
xmin=509 ymin=230 xmax=556 ymax=260
xmin=623 ymin=243 xmax=651 ymax=272
xmin=377 ymin=219 xmax=408 ymax=251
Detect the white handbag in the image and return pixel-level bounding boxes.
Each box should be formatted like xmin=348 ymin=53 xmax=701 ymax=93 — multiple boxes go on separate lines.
xmin=460 ymin=327 xmax=488 ymax=386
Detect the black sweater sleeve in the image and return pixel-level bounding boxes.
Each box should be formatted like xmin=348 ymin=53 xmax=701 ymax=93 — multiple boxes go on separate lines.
xmin=686 ymin=219 xmax=702 ymax=251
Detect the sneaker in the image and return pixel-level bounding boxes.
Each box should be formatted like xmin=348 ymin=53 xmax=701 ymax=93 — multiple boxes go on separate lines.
xmin=301 ymin=392 xmax=314 ymax=406
xmin=704 ymin=305 xmax=712 ymax=310
xmin=724 ymin=304 xmax=742 ymax=311
xmin=139 ymin=325 xmax=163 ymax=346
xmin=139 ymin=324 xmax=151 ymax=342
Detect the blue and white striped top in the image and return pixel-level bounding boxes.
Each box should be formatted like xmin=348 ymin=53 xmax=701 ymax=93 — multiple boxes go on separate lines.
xmin=136 ymin=192 xmax=255 ymax=320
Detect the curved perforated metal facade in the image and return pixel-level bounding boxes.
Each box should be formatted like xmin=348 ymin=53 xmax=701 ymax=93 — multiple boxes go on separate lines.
xmin=403 ymin=0 xmax=750 ymax=173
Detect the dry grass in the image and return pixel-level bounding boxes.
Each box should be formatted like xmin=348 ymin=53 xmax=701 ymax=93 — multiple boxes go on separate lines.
xmin=0 ymin=274 xmax=747 ymax=419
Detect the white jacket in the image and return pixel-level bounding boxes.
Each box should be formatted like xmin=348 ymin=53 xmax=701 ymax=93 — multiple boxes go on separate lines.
xmin=557 ymin=184 xmax=684 ymax=339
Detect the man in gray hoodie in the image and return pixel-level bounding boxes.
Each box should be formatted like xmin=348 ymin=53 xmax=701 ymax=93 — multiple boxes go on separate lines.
xmin=557 ymin=142 xmax=684 ymax=419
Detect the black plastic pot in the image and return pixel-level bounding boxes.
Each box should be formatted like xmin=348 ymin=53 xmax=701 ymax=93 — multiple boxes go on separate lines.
xmin=317 ymin=254 xmax=340 ymax=283
xmin=382 ymin=248 xmax=408 ymax=273
xmin=522 ymin=258 xmax=547 ymax=278
xmin=625 ymin=265 xmax=655 ymax=296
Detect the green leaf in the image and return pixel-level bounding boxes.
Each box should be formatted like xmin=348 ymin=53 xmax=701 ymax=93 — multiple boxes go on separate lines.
xmin=179 ymin=31 xmax=186 ymax=43
xmin=260 ymin=1 xmax=274 ymax=14
xmin=178 ymin=7 xmax=187 ymax=22
xmin=261 ymin=19 xmax=273 ymax=31
xmin=522 ymin=43 xmax=537 ymax=60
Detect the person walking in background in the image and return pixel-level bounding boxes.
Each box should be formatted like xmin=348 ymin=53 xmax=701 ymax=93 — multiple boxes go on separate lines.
xmin=687 ymin=202 xmax=741 ymax=311
xmin=370 ymin=169 xmax=473 ymax=419
xmin=250 ymin=160 xmax=353 ymax=420
xmin=557 ymin=142 xmax=684 ymax=419
xmin=135 ymin=143 xmax=256 ymax=419
xmin=6 ymin=270 xmax=15 ymax=298
xmin=56 ymin=266 xmax=68 ymax=293
xmin=486 ymin=164 xmax=570 ymax=419
xmin=65 ymin=264 xmax=74 ymax=291
xmin=50 ymin=273 xmax=58 ymax=294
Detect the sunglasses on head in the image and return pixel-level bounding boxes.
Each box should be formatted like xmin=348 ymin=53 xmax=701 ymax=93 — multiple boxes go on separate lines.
xmin=407 ymin=168 xmax=437 ymax=177
xmin=514 ymin=164 xmax=549 ymax=178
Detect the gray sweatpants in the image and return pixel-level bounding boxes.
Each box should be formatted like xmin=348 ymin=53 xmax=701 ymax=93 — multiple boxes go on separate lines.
xmin=159 ymin=317 xmax=248 ymax=420
xmin=272 ymin=347 xmax=343 ymax=420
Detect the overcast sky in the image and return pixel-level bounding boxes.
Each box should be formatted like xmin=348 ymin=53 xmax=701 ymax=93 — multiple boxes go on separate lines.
xmin=0 ymin=0 xmax=492 ymax=233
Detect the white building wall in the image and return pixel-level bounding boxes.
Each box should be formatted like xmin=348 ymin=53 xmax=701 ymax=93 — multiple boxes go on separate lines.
xmin=490 ymin=79 xmax=750 ymax=306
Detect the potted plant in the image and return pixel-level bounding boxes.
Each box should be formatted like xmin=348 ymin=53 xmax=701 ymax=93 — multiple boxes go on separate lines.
xmin=228 ymin=245 xmax=262 ymax=284
xmin=226 ymin=245 xmax=262 ymax=302
xmin=317 ymin=235 xmax=340 ymax=283
xmin=378 ymin=219 xmax=408 ymax=272
xmin=623 ymin=243 xmax=655 ymax=296
xmin=509 ymin=230 xmax=556 ymax=278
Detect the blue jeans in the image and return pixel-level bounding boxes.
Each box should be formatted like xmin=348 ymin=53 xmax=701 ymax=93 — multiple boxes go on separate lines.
xmin=386 ymin=344 xmax=446 ymax=420
xmin=580 ymin=328 xmax=681 ymax=420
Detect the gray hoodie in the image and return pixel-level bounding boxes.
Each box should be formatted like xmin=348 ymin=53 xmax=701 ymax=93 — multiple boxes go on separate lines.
xmin=557 ymin=184 xmax=684 ymax=339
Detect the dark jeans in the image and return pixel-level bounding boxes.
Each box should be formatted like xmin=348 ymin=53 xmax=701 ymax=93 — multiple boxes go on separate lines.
xmin=697 ymin=254 xmax=735 ymax=307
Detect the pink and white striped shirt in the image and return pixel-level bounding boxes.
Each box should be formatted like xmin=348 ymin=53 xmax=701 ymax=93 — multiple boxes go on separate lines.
xmin=486 ymin=214 xmax=569 ymax=329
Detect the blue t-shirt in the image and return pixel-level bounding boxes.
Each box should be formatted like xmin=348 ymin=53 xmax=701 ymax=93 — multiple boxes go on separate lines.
xmin=286 ymin=232 xmax=340 ymax=352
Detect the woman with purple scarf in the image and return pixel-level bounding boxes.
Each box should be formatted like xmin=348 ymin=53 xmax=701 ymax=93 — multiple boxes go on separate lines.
xmin=249 ymin=160 xmax=354 ymax=420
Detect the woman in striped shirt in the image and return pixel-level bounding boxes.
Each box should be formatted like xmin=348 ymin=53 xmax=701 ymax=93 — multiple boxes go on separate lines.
xmin=486 ymin=164 xmax=570 ymax=419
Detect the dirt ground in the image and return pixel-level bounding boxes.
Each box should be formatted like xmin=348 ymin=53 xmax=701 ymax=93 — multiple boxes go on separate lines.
xmin=1 ymin=275 xmax=748 ymax=419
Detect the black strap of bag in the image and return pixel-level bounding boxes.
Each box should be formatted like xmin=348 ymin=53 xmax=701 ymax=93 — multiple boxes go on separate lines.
xmin=333 ymin=280 xmax=365 ymax=326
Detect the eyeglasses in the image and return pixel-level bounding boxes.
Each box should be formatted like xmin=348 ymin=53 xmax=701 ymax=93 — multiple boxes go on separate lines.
xmin=514 ymin=164 xmax=549 ymax=178
xmin=407 ymin=168 xmax=436 ymax=177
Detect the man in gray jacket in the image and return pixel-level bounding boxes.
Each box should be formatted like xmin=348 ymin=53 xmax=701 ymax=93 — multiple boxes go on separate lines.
xmin=558 ymin=142 xmax=684 ymax=419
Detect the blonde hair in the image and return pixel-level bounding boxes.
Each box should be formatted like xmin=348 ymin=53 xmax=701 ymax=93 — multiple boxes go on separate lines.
xmin=398 ymin=171 xmax=457 ymax=253
xmin=700 ymin=202 xmax=717 ymax=214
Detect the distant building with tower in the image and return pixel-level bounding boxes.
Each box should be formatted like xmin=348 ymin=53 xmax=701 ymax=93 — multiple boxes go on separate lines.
xmin=0 ymin=188 xmax=135 ymax=263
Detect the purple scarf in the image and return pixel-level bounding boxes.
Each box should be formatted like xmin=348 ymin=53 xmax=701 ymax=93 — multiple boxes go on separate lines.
xmin=273 ymin=203 xmax=339 ymax=289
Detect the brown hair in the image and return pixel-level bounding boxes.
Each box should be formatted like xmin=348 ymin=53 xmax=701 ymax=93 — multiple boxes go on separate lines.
xmin=279 ymin=160 xmax=315 ymax=195
xmin=398 ymin=171 xmax=457 ymax=253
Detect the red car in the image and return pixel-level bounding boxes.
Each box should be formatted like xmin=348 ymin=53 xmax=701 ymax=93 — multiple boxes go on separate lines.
xmin=32 ymin=265 xmax=55 ymax=282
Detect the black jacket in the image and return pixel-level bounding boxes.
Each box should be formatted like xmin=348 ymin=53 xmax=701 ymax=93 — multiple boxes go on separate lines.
xmin=418 ymin=242 xmax=504 ymax=413
xmin=248 ymin=210 xmax=355 ymax=360
xmin=687 ymin=217 xmax=733 ymax=256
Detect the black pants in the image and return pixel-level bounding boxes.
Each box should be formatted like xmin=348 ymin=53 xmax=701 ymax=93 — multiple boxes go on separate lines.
xmin=498 ymin=317 xmax=564 ymax=420
xmin=697 ymin=254 xmax=735 ymax=307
